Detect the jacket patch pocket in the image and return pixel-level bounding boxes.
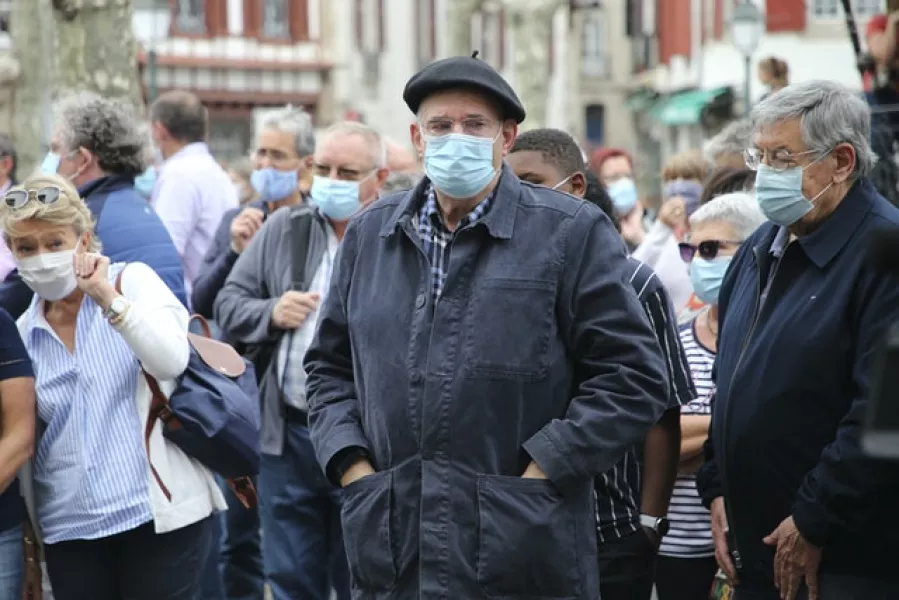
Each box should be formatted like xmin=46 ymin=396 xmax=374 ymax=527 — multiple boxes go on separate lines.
xmin=464 ymin=278 xmax=555 ymax=380
xmin=476 ymin=474 xmax=581 ymax=598
xmin=340 ymin=470 xmax=396 ymax=590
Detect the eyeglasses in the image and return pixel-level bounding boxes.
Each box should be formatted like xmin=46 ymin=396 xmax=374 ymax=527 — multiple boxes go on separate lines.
xmin=4 ymin=186 xmax=62 ymax=209
xmin=743 ymin=148 xmax=823 ymax=172
xmin=679 ymin=239 xmax=742 ymax=262
xmin=420 ymin=118 xmax=499 ymax=138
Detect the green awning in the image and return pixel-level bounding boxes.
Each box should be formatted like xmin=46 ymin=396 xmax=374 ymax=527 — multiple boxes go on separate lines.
xmin=651 ymin=87 xmax=730 ymax=126
xmin=625 ymin=90 xmax=657 ymax=111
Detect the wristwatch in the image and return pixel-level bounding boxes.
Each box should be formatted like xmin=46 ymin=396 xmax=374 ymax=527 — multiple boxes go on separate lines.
xmin=639 ymin=514 xmax=671 ymax=537
xmin=104 ymin=295 xmax=130 ymax=322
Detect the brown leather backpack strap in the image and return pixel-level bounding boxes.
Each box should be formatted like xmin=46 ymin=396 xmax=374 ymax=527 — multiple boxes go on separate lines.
xmin=189 ymin=314 xmax=213 ymax=338
xmin=143 ymin=370 xmax=173 ymax=501
xmin=227 ymin=476 xmax=258 ymax=509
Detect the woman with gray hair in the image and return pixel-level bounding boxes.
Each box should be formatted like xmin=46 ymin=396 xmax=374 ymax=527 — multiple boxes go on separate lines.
xmin=654 ymin=192 xmax=765 ymax=600
xmin=1 ymin=173 xmax=226 ymax=599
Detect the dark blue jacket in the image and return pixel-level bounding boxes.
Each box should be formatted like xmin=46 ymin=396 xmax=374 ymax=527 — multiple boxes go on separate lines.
xmin=0 ymin=175 xmax=187 ymax=318
xmin=191 ymin=200 xmax=271 ymax=319
xmin=697 ymin=179 xmax=899 ymax=583
xmin=304 ymin=167 xmax=669 ymax=599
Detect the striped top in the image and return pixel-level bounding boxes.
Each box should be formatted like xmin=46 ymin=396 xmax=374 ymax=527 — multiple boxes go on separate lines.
xmin=659 ymin=315 xmax=717 ymax=558
xmin=23 ymin=264 xmax=153 ymax=543
xmin=594 ymin=258 xmax=695 ymax=542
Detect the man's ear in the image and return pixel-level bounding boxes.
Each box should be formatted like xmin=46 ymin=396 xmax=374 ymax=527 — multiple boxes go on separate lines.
xmin=375 ymin=167 xmax=389 ymax=188
xmin=831 ymin=143 xmax=856 ymax=184
xmin=570 ymin=172 xmax=587 ymax=198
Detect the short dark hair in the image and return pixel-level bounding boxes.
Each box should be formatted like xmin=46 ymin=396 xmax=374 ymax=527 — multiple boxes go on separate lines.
xmin=510 ymin=128 xmax=586 ymax=179
xmin=150 ymin=90 xmax=207 ymax=143
xmin=584 ymin=171 xmax=620 ymax=233
xmin=701 ymin=167 xmax=757 ymax=204
xmin=0 ymin=134 xmax=17 ymax=181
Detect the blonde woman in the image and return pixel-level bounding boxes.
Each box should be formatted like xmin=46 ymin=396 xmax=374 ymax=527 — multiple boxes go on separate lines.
xmin=1 ymin=173 xmax=226 ymax=600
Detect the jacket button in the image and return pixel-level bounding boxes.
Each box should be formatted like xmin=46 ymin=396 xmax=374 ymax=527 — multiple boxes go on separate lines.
xmin=410 ymin=370 xmax=422 ymax=383
xmin=415 ymin=293 xmax=426 ymax=308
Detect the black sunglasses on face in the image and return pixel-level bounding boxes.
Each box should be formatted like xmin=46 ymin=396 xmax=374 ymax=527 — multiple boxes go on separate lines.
xmin=679 ymin=239 xmax=742 ymax=262
xmin=4 ymin=186 xmax=62 ymax=209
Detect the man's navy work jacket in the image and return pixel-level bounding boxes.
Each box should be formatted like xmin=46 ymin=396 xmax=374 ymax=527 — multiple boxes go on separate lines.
xmin=0 ymin=175 xmax=187 ymax=317
xmin=304 ymin=165 xmax=670 ymax=600
xmin=697 ymin=179 xmax=899 ymax=587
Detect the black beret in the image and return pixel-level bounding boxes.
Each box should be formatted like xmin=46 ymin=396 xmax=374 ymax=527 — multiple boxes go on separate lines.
xmin=403 ymin=51 xmax=526 ymax=123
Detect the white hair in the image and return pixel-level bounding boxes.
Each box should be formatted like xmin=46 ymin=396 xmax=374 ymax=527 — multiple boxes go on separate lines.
xmin=690 ymin=191 xmax=766 ymax=240
xmin=703 ymin=118 xmax=752 ymax=163
xmin=320 ymin=121 xmax=387 ymax=169
xmin=260 ymin=106 xmax=316 ymax=157
xmin=750 ymin=80 xmax=877 ymax=177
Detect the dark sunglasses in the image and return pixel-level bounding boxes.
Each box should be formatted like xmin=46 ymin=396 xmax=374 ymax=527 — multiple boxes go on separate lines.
xmin=679 ymin=239 xmax=742 ymax=262
xmin=4 ymin=186 xmax=62 ymax=209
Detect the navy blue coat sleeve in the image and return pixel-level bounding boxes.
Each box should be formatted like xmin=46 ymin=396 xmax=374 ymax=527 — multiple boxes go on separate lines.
xmin=792 ymin=266 xmax=899 ymax=547
xmin=0 ymin=271 xmax=34 ymax=320
xmin=521 ymin=203 xmax=669 ymax=492
xmin=192 ymin=209 xmax=240 ymax=318
xmin=304 ymin=218 xmax=371 ymax=476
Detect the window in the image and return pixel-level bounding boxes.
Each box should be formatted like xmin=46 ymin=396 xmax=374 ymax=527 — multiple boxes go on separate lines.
xmin=812 ymin=0 xmax=884 ymax=20
xmin=585 ymin=104 xmax=605 ymax=147
xmin=262 ymin=0 xmax=289 ymax=39
xmin=473 ymin=8 xmax=505 ymax=69
xmin=582 ymin=11 xmax=607 ymax=77
xmin=175 ymin=0 xmax=205 ymax=33
xmin=355 ymin=0 xmax=384 ymax=52
xmin=416 ymin=0 xmax=437 ymax=68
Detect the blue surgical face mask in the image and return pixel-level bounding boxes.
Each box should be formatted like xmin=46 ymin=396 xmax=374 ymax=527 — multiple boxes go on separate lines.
xmin=309 ymin=174 xmax=369 ymax=221
xmin=607 ymin=177 xmax=638 ymax=215
xmin=423 ymin=132 xmax=498 ymax=198
xmin=690 ymin=256 xmax=732 ymax=305
xmin=250 ymin=167 xmax=298 ymax=203
xmin=134 ymin=167 xmax=157 ymax=199
xmin=40 ymin=152 xmax=61 ymax=175
xmin=755 ymin=161 xmax=833 ymax=227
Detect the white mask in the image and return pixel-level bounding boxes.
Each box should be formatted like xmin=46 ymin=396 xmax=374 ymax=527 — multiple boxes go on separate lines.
xmin=17 ymin=249 xmax=78 ymax=301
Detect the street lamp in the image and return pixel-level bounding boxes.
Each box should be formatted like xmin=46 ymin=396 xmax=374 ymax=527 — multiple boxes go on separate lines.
xmin=731 ymin=1 xmax=764 ymax=114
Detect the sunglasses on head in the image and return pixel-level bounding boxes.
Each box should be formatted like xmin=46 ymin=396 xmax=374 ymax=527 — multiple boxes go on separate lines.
xmin=4 ymin=186 xmax=62 ymax=209
xmin=679 ymin=239 xmax=741 ymax=262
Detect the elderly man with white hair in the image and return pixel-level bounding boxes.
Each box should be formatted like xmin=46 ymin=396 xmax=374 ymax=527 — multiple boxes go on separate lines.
xmin=696 ymin=80 xmax=899 ymax=599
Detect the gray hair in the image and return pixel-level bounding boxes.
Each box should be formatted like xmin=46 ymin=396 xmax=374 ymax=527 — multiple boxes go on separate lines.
xmin=750 ymin=80 xmax=877 ymax=177
xmin=690 ymin=191 xmax=766 ymax=240
xmin=382 ymin=171 xmax=421 ymax=194
xmin=320 ymin=121 xmax=387 ymax=169
xmin=53 ymin=91 xmax=148 ymax=178
xmin=259 ymin=106 xmax=316 ymax=157
xmin=703 ymin=119 xmax=752 ymax=163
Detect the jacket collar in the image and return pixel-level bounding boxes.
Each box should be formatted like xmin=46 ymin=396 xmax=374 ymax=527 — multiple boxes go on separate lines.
xmin=77 ymin=174 xmax=134 ymax=198
xmin=380 ymin=163 xmax=520 ymax=240
xmin=796 ymin=178 xmax=873 ymax=268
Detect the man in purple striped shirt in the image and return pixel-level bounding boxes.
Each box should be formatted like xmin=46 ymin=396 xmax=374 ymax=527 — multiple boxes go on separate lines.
xmin=150 ymin=91 xmax=238 ymax=303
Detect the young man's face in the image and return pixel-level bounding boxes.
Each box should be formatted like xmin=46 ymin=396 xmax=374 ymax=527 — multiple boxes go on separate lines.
xmin=507 ymin=150 xmax=585 ymax=197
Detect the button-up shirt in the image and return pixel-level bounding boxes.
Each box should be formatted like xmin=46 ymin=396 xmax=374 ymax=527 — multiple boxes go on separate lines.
xmin=416 ymin=185 xmax=495 ymax=301
xmin=152 ymin=142 xmax=238 ymax=302
xmin=23 ymin=274 xmax=153 ymax=543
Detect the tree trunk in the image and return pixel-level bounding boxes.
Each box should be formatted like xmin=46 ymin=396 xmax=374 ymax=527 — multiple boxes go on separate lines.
xmin=52 ymin=0 xmax=142 ymax=107
xmin=10 ymin=0 xmax=52 ymax=174
xmin=446 ymin=0 xmax=483 ymax=56
xmin=502 ymin=0 xmax=562 ymax=130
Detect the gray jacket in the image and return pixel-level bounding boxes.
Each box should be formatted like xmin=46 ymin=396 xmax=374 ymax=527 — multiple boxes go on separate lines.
xmin=213 ymin=204 xmax=328 ymax=455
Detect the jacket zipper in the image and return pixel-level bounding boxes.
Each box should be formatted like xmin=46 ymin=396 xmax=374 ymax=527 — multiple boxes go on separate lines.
xmin=720 ymin=245 xmax=784 ymax=570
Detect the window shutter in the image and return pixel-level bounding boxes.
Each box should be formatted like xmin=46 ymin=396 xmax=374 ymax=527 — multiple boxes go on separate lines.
xmin=289 ymin=0 xmax=308 ymax=40
xmin=243 ymin=0 xmax=260 ymax=37
xmin=766 ymin=0 xmax=805 ymax=33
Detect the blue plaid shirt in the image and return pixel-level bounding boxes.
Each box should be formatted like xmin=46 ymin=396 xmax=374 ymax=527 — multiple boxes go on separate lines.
xmin=416 ymin=185 xmax=495 ymax=301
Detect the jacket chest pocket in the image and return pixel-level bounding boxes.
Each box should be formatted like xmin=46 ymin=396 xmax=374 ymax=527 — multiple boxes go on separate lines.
xmin=463 ymin=278 xmax=556 ymax=381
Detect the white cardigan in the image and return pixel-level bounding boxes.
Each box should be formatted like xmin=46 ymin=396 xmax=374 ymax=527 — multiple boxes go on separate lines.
xmin=18 ymin=261 xmax=227 ymax=545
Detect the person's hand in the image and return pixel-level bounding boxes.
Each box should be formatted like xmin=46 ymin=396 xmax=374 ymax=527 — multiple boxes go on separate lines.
xmin=710 ymin=497 xmax=740 ymax=585
xmin=73 ymin=245 xmax=115 ymax=308
xmin=521 ymin=461 xmax=548 ymax=480
xmin=340 ymin=458 xmax=376 ymax=487
xmin=659 ymin=197 xmax=689 ymax=240
xmin=763 ymin=516 xmax=822 ymax=600
xmin=619 ymin=204 xmax=645 ymax=246
xmin=230 ymin=207 xmax=265 ymax=254
xmin=271 ymin=291 xmax=320 ymax=329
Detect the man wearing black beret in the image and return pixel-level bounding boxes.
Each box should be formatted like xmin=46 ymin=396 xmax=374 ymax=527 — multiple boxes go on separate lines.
xmin=304 ymin=53 xmax=670 ymax=599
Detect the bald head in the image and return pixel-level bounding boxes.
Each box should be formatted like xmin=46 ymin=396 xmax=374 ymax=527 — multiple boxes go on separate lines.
xmin=150 ymin=90 xmax=207 ymax=144
xmin=385 ymin=138 xmax=418 ymax=173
